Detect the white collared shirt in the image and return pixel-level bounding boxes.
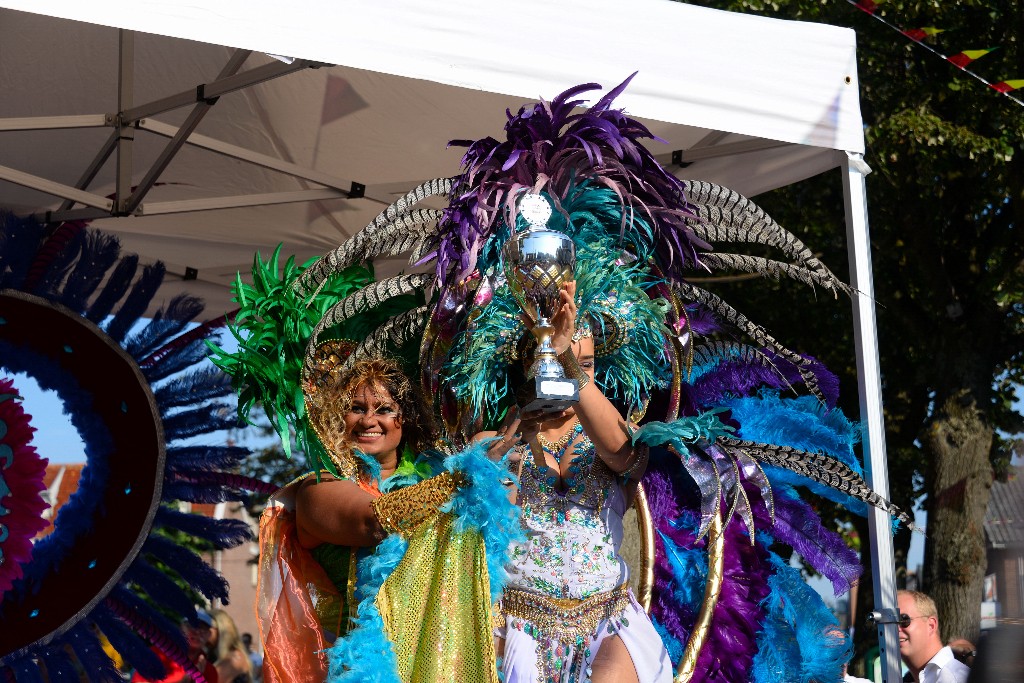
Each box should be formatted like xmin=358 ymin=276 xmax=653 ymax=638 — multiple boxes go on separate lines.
xmin=915 ymin=645 xmax=971 ymax=683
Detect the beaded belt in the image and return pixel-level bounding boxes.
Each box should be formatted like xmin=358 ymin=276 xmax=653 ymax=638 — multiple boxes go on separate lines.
xmin=498 ymin=584 xmax=631 ymax=646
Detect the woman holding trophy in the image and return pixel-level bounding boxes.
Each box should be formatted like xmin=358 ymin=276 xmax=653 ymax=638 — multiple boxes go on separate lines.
xmin=424 ymin=79 xmax=917 ymax=683
xmin=473 ymin=197 xmax=673 ymax=682
xmin=215 ymin=78 xmax=919 ymax=683
xmin=483 ymin=281 xmax=674 ymax=683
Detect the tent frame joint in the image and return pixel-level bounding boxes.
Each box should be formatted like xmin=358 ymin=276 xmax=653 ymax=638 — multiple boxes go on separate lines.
xmin=670 ymin=150 xmax=693 ymax=168
xmin=195 ymin=84 xmax=220 ymax=106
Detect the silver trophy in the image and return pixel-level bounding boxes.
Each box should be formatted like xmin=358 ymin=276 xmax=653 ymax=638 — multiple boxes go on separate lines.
xmin=502 ymin=193 xmax=580 ymax=413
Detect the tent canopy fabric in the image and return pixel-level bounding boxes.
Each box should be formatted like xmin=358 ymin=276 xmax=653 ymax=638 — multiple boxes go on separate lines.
xmin=0 ymin=0 xmax=864 ymax=316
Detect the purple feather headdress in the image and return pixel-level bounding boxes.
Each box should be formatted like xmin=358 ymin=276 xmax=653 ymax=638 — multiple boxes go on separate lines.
xmin=427 ymin=74 xmax=708 ymax=287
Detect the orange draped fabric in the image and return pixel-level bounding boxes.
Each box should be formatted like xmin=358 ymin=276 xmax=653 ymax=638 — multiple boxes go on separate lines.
xmin=256 ymin=485 xmax=340 ymax=683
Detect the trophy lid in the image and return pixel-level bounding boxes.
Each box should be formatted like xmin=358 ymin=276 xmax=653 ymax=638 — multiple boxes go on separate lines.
xmin=519 ymin=192 xmax=553 ymax=227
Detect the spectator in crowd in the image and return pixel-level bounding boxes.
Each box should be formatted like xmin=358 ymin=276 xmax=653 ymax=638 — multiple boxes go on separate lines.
xmin=947 ymin=638 xmax=976 ymax=668
xmin=240 ymin=633 xmax=263 ymax=683
xmin=130 ymin=609 xmax=219 ymax=683
xmin=896 ymin=590 xmax=970 ymax=683
xmin=208 ymin=609 xmax=253 ymax=683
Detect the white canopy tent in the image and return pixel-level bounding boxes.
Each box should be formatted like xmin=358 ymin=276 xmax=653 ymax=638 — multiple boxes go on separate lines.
xmin=0 ymin=1 xmax=902 ymax=679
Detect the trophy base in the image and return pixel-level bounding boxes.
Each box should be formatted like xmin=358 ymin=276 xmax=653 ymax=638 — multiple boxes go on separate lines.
xmin=516 ymin=376 xmax=580 ymax=414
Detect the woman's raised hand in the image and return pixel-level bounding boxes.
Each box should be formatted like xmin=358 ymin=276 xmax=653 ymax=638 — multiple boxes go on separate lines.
xmin=547 ymin=281 xmax=577 ymax=354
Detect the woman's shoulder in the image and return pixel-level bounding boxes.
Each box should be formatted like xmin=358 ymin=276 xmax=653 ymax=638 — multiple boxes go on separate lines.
xmin=293 ymin=471 xmax=367 ymax=509
xmin=296 ymin=470 xmax=358 ymax=490
xmin=231 ymin=647 xmax=252 ymax=670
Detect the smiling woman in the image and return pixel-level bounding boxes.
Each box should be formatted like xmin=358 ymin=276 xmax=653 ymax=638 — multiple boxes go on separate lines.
xmin=211 ymin=247 xmax=521 ymax=683
xmin=295 ymin=354 xmax=439 ymax=551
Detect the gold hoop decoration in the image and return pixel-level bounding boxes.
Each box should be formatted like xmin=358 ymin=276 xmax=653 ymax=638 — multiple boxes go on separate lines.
xmin=675 ymin=509 xmax=725 ymax=683
xmin=633 ymin=482 xmax=656 ymax=613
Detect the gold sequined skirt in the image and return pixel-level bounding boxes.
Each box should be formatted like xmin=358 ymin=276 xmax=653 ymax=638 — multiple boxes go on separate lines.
xmin=496 ymin=584 xmax=633 ymax=682
xmin=497 ymin=583 xmax=631 ymax=645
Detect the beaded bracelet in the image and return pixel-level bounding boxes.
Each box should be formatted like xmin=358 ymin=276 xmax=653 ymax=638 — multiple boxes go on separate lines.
xmin=619 ymin=443 xmax=650 ymax=482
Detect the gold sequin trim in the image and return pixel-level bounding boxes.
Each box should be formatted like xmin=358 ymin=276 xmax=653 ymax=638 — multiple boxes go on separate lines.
xmin=346 ymin=549 xmax=359 ymax=633
xmin=371 ymin=471 xmax=462 ymax=535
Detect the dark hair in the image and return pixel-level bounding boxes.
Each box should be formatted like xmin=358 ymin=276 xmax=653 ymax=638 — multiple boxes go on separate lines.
xmin=948 ymin=638 xmax=976 ymax=667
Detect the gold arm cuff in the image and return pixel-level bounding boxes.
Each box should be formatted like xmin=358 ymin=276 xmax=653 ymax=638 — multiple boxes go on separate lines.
xmin=371 ymin=471 xmax=462 ymax=535
xmin=557 ymin=349 xmax=591 ymax=390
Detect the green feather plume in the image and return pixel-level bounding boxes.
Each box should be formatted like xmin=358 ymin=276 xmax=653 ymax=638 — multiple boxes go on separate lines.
xmin=206 ymin=245 xmax=372 ymax=465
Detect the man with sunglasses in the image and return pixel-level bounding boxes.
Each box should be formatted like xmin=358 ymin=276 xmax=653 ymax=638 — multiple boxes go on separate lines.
xmin=897 ymin=590 xmax=971 ymax=683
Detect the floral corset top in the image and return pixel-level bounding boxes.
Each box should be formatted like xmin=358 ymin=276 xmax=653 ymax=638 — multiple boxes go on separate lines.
xmin=505 ymin=435 xmax=629 ymax=599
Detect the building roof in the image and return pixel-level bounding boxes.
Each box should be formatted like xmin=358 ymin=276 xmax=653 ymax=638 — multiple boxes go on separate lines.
xmin=37 ymin=463 xmax=85 ymax=538
xmin=985 ymin=474 xmax=1024 ymax=549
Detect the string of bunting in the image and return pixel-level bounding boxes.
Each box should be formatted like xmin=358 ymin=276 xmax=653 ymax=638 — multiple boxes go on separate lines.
xmin=848 ymin=0 xmax=1024 ymax=108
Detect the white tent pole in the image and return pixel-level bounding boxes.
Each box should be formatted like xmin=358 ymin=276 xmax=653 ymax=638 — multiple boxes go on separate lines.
xmin=121 ymin=55 xmax=316 ymax=124
xmin=842 ymin=151 xmax=902 ymax=683
xmin=0 ymin=165 xmax=114 ymax=210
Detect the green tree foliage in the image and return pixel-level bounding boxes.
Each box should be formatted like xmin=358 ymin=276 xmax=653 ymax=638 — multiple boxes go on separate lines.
xmin=683 ymin=0 xmax=1023 ymax=655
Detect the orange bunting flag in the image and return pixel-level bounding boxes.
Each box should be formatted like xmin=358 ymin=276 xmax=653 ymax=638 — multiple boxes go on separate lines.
xmin=991 ymin=80 xmax=1024 ymax=93
xmin=947 ymin=48 xmax=997 ymax=69
xmin=853 ymin=0 xmax=881 ymax=14
xmin=902 ymin=27 xmax=943 ymax=41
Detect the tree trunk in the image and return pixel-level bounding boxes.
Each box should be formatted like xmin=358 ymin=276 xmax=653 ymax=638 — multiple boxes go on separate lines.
xmin=922 ymin=390 xmax=994 ymax=643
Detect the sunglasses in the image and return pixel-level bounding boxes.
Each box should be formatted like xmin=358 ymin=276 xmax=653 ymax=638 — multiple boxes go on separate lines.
xmin=898 ymin=613 xmax=930 ymax=628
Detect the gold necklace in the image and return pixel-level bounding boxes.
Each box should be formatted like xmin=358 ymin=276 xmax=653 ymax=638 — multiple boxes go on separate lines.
xmin=537 ymin=417 xmax=581 ymax=458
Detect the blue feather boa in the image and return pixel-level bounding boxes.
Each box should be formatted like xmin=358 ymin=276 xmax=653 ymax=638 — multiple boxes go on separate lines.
xmin=724 ymin=392 xmax=869 ymax=516
xmin=326 ymin=443 xmax=520 ymax=682
xmin=751 ymin=554 xmax=852 ymax=683
xmin=326 ymin=534 xmax=406 ymax=683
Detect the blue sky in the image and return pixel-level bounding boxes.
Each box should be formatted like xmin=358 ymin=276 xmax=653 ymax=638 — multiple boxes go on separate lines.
xmin=11 ymin=372 xmax=87 ymax=464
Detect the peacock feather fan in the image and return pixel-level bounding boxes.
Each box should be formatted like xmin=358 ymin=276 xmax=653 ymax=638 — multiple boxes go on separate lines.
xmin=0 ymin=211 xmax=271 ymax=683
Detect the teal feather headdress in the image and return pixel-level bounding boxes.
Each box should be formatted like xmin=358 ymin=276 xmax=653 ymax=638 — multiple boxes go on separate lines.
xmin=442 ymin=183 xmax=672 ymax=433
